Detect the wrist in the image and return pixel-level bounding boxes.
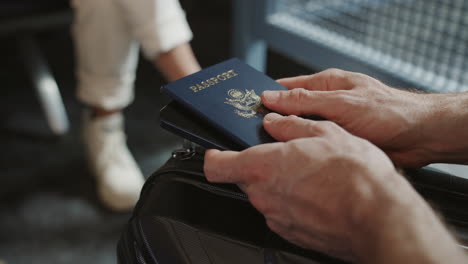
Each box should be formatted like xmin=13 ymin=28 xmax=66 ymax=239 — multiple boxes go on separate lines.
xmin=421 ymin=93 xmax=468 ymax=164
xmin=348 ymin=171 xmax=414 ymax=260
xmin=349 ymin=171 xmax=465 ymax=264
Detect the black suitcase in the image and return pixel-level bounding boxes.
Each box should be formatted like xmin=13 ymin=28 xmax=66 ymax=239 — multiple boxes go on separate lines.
xmin=118 ymin=148 xmax=468 ymax=264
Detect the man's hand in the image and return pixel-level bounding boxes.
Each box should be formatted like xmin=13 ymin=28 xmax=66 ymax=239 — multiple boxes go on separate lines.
xmin=204 ymin=114 xmax=467 ymax=263
xmin=262 ymin=69 xmax=468 ymax=167
xmin=205 ymin=113 xmax=400 ymax=260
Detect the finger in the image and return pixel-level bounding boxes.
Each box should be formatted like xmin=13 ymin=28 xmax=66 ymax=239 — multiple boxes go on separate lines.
xmin=277 ymin=69 xmax=350 ymax=91
xmin=263 ymin=113 xmax=322 ymax=141
xmin=261 ymin=89 xmax=340 ymax=116
xmin=277 ymin=75 xmax=312 ymax=90
xmin=205 ymin=143 xmax=285 ymax=184
xmin=204 ymin=149 xmax=245 ymax=183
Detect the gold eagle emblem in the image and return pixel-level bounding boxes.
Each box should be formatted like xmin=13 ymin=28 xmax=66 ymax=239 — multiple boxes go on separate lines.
xmin=224 ymin=89 xmax=267 ymax=118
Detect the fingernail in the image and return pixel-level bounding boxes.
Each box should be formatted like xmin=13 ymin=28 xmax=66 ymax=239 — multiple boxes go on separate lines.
xmin=264 ymin=112 xmax=282 ymax=123
xmin=262 ymin=91 xmax=279 ymax=104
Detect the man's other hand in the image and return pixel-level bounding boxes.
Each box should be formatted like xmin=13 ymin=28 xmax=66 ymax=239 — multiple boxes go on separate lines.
xmin=204 ymin=114 xmax=466 ymax=263
xmin=205 ymin=114 xmax=404 ymax=260
xmin=263 ymin=69 xmax=468 ymax=167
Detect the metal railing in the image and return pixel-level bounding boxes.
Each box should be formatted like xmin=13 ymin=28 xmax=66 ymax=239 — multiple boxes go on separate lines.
xmin=234 ymin=0 xmax=468 ymax=92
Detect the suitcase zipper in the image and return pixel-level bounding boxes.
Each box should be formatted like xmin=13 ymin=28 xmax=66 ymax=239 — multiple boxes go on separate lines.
xmin=142 ymin=148 xmax=249 ymax=202
xmin=173 ymin=177 xmax=248 ymax=201
xmin=194 ymin=182 xmax=248 ymax=201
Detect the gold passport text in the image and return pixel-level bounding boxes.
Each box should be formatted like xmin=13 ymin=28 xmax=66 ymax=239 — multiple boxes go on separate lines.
xmin=189 ymin=69 xmax=238 ymax=93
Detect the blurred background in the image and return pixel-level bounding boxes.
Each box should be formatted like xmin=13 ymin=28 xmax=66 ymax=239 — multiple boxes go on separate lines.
xmin=0 ymin=0 xmax=467 ymax=263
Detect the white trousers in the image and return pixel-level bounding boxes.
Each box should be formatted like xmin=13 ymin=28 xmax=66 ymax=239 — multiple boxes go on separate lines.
xmin=71 ymin=0 xmax=193 ymax=110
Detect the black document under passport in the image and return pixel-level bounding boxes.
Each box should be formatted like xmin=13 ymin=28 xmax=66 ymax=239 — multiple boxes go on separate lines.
xmin=160 ymin=58 xmax=287 ymax=150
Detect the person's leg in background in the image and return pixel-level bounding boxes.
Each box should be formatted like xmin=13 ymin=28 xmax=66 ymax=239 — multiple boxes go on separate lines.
xmin=116 ymin=0 xmax=200 ymax=81
xmin=71 ymin=0 xmax=200 ymax=211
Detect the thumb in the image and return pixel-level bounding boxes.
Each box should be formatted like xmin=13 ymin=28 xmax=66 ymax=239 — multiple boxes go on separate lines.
xmin=263 ymin=113 xmax=324 ymax=141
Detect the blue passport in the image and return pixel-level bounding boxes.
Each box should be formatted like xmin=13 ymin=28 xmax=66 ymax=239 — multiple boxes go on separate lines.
xmin=161 ymin=58 xmax=287 ymax=149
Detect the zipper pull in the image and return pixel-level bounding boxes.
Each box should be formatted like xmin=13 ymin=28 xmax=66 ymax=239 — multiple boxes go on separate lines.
xmin=172 ymin=140 xmax=206 ymax=160
xmin=172 ymin=148 xmax=195 ymax=160
xmin=172 ymin=140 xmax=197 ymax=160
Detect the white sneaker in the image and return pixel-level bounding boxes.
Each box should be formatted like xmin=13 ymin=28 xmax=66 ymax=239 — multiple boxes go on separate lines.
xmin=82 ymin=110 xmax=144 ymax=211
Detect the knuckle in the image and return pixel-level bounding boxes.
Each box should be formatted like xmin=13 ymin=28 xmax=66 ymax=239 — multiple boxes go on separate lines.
xmin=283 ymin=115 xmax=300 ymax=124
xmin=322 ymin=120 xmax=339 ymax=129
xmin=330 ymin=89 xmax=351 ymax=101
xmin=331 ymin=89 xmax=349 ymax=97
xmin=324 ymin=68 xmax=343 ymax=76
xmin=275 ymin=115 xmax=300 ymax=135
xmin=268 ymin=116 xmax=302 ymax=134
xmin=294 ymin=87 xmax=310 ymax=98
xmin=305 ymin=120 xmax=321 ymax=135
xmin=289 ymin=140 xmax=305 ymax=153
xmin=241 ymin=146 xmax=282 ymax=183
xmin=317 ymin=121 xmax=339 ymax=134
xmin=289 ymin=88 xmax=310 ymax=111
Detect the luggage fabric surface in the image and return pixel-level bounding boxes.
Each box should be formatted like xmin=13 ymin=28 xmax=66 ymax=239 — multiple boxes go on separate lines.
xmin=118 ymin=149 xmax=468 ymax=264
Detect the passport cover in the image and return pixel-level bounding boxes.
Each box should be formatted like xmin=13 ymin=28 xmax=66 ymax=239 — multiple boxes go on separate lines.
xmin=161 ymin=58 xmax=287 ymax=149
xmin=160 ymin=101 xmax=243 ymax=151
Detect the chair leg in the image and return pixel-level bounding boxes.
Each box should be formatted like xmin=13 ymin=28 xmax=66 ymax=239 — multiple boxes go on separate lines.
xmin=19 ymin=35 xmax=69 ymax=135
